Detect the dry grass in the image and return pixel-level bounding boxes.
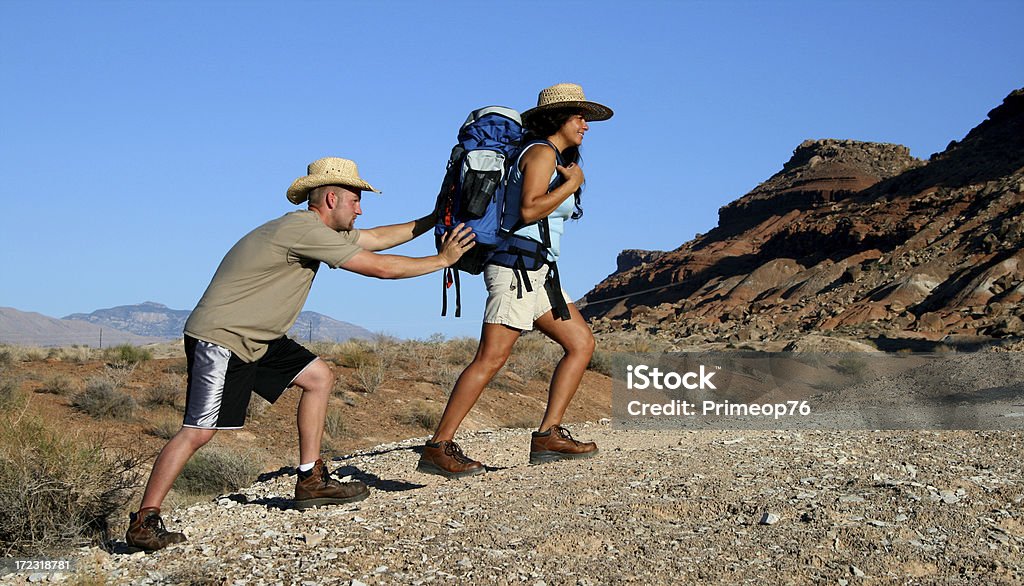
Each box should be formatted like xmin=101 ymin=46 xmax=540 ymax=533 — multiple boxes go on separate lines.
xmin=174 ymin=447 xmax=264 ymax=496
xmin=0 ymin=376 xmax=27 ymax=410
xmin=145 ymin=374 xmax=184 ymax=409
xmin=72 ymin=379 xmax=138 ymax=421
xmin=39 ymin=373 xmax=77 ymax=395
xmin=103 ymin=344 xmax=152 ymax=366
xmin=401 ymin=399 xmax=442 ymax=431
xmin=0 ymin=414 xmax=145 ymax=554
xmin=324 ymin=405 xmax=346 ymax=438
xmin=508 ymin=335 xmax=559 ymax=382
xmin=445 ymin=337 xmax=479 ymax=365
xmin=247 ymin=395 xmax=270 ymax=421
xmin=352 ymin=355 xmax=388 ymax=394
xmin=501 ymin=415 xmax=538 ymax=430
xmin=587 ymin=350 xmax=614 ymax=376
xmin=433 ymin=362 xmax=462 ymax=394
xmin=101 ymin=361 xmax=137 ymax=389
xmin=147 ymin=416 xmax=181 ymax=440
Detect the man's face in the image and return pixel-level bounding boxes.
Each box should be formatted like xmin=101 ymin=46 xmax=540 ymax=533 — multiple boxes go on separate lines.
xmin=330 ymin=186 xmax=362 ymax=230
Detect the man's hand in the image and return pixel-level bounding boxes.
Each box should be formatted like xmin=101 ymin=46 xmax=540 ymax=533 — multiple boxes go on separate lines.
xmin=438 ymin=223 xmax=476 ymax=266
xmin=556 ymin=162 xmax=585 ymax=191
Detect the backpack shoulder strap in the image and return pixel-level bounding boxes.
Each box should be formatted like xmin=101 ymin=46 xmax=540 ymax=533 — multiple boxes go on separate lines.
xmin=515 ymin=139 xmax=565 ymax=168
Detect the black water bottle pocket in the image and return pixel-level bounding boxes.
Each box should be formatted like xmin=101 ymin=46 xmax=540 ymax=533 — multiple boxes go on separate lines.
xmin=460 ymin=150 xmax=504 ymax=219
xmin=461 ymin=170 xmax=500 ymax=218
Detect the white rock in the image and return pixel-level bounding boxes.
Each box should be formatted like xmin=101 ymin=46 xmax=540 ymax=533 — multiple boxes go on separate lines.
xmin=759 ymin=512 xmax=780 ymax=525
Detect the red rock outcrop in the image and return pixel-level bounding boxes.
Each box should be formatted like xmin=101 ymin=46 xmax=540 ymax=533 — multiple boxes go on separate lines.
xmin=582 ymin=88 xmax=1024 ymax=348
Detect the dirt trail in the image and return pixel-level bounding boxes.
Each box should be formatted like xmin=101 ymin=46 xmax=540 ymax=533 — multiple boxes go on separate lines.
xmin=61 ymin=426 xmax=1022 ymax=585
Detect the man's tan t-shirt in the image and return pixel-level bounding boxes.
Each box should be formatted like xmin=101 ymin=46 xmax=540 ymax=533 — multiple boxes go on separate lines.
xmin=184 ymin=210 xmax=361 ymax=362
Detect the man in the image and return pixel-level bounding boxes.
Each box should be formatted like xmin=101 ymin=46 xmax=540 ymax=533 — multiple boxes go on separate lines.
xmin=126 ymin=156 xmax=474 ymax=551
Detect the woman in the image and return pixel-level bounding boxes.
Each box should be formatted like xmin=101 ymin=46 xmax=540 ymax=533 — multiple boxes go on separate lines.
xmin=418 ymin=83 xmax=614 ymax=478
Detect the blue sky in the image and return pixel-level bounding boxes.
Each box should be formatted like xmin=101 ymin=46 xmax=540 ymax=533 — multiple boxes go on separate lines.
xmin=1 ymin=0 xmax=1022 ymax=339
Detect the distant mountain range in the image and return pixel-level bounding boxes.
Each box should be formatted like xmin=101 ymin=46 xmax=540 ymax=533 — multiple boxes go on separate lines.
xmin=0 ymin=307 xmax=164 ymax=347
xmin=0 ymin=302 xmax=373 ymax=347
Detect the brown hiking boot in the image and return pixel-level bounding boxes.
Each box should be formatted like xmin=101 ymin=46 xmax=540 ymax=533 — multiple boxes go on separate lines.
xmin=125 ymin=507 xmax=186 ymax=552
xmin=416 ymin=440 xmax=485 ymax=479
xmin=529 ymin=425 xmax=598 ymax=464
xmin=294 ymin=459 xmax=369 ymax=510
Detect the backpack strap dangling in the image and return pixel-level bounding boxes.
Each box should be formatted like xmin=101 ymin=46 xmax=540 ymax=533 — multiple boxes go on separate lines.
xmin=441 ymin=267 xmax=451 ymax=317
xmin=544 ymin=260 xmax=571 ymax=321
xmin=453 ymin=268 xmax=462 ymax=318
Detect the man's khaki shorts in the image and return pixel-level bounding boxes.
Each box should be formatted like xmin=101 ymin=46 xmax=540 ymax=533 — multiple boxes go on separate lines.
xmin=483 ymin=264 xmax=573 ymax=331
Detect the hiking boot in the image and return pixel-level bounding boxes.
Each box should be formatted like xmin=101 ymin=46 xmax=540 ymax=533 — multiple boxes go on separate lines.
xmin=529 ymin=425 xmax=598 ymax=465
xmin=416 ymin=440 xmax=485 ymax=479
xmin=125 ymin=507 xmax=186 ymax=552
xmin=294 ymin=459 xmax=369 ymax=509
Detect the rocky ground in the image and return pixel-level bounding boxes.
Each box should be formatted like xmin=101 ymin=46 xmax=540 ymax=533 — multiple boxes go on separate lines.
xmin=8 ymin=425 xmax=1017 ymax=585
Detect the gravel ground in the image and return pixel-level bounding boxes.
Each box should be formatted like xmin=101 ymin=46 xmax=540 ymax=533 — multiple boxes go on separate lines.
xmin=10 ymin=425 xmax=1023 ymax=585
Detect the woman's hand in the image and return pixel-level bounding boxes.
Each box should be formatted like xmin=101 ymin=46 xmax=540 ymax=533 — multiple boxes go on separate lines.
xmin=556 ymin=162 xmax=585 ymax=191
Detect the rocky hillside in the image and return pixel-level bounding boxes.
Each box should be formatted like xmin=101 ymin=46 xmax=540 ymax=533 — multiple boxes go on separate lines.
xmin=581 ymin=88 xmax=1024 ymax=349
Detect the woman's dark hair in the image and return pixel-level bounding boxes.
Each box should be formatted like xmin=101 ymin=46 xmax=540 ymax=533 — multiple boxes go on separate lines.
xmin=523 ymin=107 xmax=584 ymax=219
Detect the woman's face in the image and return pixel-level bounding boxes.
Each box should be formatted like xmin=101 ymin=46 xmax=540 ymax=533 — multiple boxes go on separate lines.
xmin=556 ymin=113 xmax=589 ymax=147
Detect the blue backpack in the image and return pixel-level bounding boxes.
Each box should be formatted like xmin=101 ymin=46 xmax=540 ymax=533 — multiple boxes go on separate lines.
xmin=434 ymin=106 xmax=524 ymax=316
xmin=434 ymin=107 xmax=572 ymax=319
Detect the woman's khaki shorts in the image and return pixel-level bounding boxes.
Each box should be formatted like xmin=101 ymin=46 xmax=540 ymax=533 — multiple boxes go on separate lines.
xmin=483 ymin=264 xmax=573 ymax=331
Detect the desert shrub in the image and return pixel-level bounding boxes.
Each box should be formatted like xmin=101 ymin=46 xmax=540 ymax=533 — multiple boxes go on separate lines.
xmin=445 ymin=337 xmax=479 ymax=365
xmin=588 ymin=350 xmax=614 ymax=376
xmin=433 ymin=362 xmax=462 ymax=394
xmin=0 ymin=415 xmax=144 ymax=554
xmin=162 ymin=359 xmax=189 ymax=375
xmin=352 ymin=355 xmax=387 ymax=394
xmin=334 ymin=340 xmax=371 ymax=368
xmin=145 ymin=375 xmax=184 ymax=409
xmin=104 ymin=344 xmax=152 ymax=366
xmin=324 ymin=406 xmax=346 ymax=437
xmin=55 ymin=345 xmax=95 ymax=363
xmin=833 ymin=357 xmax=867 ymax=377
xmin=304 ymin=341 xmax=340 ymax=359
xmin=147 ymin=417 xmax=181 ymax=440
xmin=22 ymin=347 xmax=48 ymax=362
xmin=247 ymin=395 xmax=270 ymax=421
xmin=501 ymin=415 xmax=537 ymax=430
xmin=174 ymin=448 xmax=263 ymax=496
xmin=101 ymin=361 xmax=137 ymax=389
xmin=401 ymin=400 xmax=442 ymax=431
xmin=508 ymin=336 xmax=557 ymax=381
xmin=0 ymin=376 xmax=26 ymax=409
xmin=0 ymin=347 xmax=12 ymax=368
xmin=39 ymin=374 xmax=77 ymax=395
xmin=73 ymin=379 xmax=138 ymax=420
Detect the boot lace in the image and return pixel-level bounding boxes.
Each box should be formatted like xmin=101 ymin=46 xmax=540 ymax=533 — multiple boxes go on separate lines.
xmin=143 ymin=513 xmax=174 ymax=538
xmin=444 ymin=441 xmax=476 ymax=465
xmin=552 ymin=425 xmax=580 ymax=444
xmin=319 ymin=463 xmax=335 ymax=486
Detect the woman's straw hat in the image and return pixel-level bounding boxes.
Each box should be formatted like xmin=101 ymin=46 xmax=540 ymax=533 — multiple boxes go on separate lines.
xmin=521 ymin=83 xmax=614 ymax=124
xmin=286 ymin=157 xmax=380 ymax=204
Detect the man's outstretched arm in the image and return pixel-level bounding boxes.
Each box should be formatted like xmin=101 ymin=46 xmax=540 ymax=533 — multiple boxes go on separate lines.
xmin=355 ymin=212 xmax=436 ymax=252
xmin=342 ymin=223 xmax=474 ymax=278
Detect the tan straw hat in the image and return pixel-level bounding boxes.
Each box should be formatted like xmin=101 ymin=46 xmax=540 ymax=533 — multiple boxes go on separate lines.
xmin=521 ymin=83 xmax=614 ymax=123
xmin=286 ymin=157 xmax=380 ymax=204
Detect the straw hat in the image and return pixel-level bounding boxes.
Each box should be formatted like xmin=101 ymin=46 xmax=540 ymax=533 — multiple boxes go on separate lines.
xmin=286 ymin=157 xmax=380 ymax=204
xmin=521 ymin=83 xmax=614 ymax=124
